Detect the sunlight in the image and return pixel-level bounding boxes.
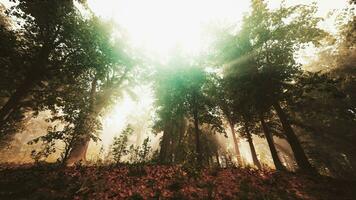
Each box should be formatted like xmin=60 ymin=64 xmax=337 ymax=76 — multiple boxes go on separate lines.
xmin=99 ymin=85 xmax=154 ymax=149
xmin=87 ymin=0 xmax=250 ymax=59
xmin=87 ymin=0 xmax=349 ymax=62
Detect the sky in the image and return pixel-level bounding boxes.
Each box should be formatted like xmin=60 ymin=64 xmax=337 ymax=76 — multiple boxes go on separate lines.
xmin=87 ymin=0 xmax=251 ymax=58
xmin=87 ymin=0 xmax=349 ymax=58
xmin=0 ymin=0 xmax=350 ymax=57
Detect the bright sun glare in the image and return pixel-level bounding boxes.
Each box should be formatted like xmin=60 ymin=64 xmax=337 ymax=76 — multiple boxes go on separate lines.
xmin=88 ymin=0 xmax=250 ymax=59
xmin=87 ymin=0 xmax=347 ymax=59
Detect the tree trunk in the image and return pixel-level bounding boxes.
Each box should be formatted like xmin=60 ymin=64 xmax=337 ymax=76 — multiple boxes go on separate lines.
xmin=177 ymin=116 xmax=186 ymax=147
xmin=159 ymin=123 xmax=171 ymax=164
xmin=274 ymin=143 xmax=294 ymax=160
xmin=193 ymin=96 xmax=202 ymax=165
xmin=245 ymin=125 xmax=261 ymax=169
xmin=174 ymin=116 xmax=186 ymax=163
xmin=215 ymin=151 xmax=220 ymax=167
xmin=229 ymin=122 xmax=243 ymax=166
xmin=66 ymin=76 xmax=97 ymax=166
xmin=273 ymin=101 xmax=316 ymax=174
xmin=66 ymin=138 xmax=90 ymax=165
xmin=61 ymin=135 xmax=76 ymax=165
xmin=66 ymin=69 xmax=130 ymax=166
xmin=260 ymin=115 xmax=286 ymax=171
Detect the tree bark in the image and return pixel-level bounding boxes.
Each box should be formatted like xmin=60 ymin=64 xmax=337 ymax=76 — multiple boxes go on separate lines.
xmin=177 ymin=116 xmax=186 ymax=147
xmin=274 ymin=143 xmax=294 ymax=160
xmin=66 ymin=69 xmax=130 ymax=166
xmin=260 ymin=115 xmax=286 ymax=171
xmin=159 ymin=123 xmax=171 ymax=164
xmin=215 ymin=151 xmax=220 ymax=167
xmin=245 ymin=125 xmax=261 ymax=169
xmin=65 ymin=138 xmax=90 ymax=165
xmin=273 ymin=101 xmax=316 ymax=174
xmin=193 ymin=95 xmax=202 ymax=165
xmin=66 ymin=76 xmax=97 ymax=165
xmin=229 ymin=122 xmax=243 ymax=166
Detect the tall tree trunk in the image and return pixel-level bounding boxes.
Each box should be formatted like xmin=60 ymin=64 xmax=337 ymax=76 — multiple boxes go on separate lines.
xmin=193 ymin=95 xmax=202 ymax=165
xmin=177 ymin=116 xmax=186 ymax=147
xmin=273 ymin=101 xmax=316 ymax=174
xmin=61 ymin=135 xmax=76 ymax=165
xmin=174 ymin=116 xmax=186 ymax=163
xmin=66 ymin=69 xmax=130 ymax=166
xmin=229 ymin=121 xmax=243 ymax=166
xmin=274 ymin=143 xmax=294 ymax=160
xmin=260 ymin=115 xmax=286 ymax=171
xmin=66 ymin=76 xmax=97 ymax=165
xmin=159 ymin=123 xmax=171 ymax=164
xmin=215 ymin=151 xmax=220 ymax=167
xmin=245 ymin=125 xmax=261 ymax=169
xmin=65 ymin=138 xmax=90 ymax=165
xmin=167 ymin=123 xmax=175 ymax=163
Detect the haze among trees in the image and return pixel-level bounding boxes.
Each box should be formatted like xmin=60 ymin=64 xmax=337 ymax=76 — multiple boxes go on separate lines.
xmin=0 ymin=0 xmax=355 ymax=199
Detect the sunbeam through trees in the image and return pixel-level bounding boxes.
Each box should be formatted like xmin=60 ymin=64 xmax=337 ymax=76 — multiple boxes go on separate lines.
xmin=0 ymin=0 xmax=355 ymax=199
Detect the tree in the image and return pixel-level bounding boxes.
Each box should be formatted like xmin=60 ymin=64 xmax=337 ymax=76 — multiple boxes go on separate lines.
xmin=0 ymin=3 xmax=30 ymax=146
xmin=153 ymin=55 xmax=224 ymax=166
xmin=0 ymin=1 xmax=112 ymax=150
xmin=240 ymin=121 xmax=262 ymax=169
xmin=259 ymin=114 xmax=286 ymax=170
xmin=208 ymin=76 xmax=244 ymax=166
xmin=212 ymin=0 xmax=327 ymax=173
xmin=28 ymin=14 xmax=135 ymax=165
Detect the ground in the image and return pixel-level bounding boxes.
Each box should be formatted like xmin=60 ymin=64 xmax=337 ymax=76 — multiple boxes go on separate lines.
xmin=0 ymin=164 xmax=355 ymax=200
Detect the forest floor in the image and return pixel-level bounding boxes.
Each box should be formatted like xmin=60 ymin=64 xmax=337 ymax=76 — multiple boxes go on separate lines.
xmin=0 ymin=164 xmax=355 ymax=200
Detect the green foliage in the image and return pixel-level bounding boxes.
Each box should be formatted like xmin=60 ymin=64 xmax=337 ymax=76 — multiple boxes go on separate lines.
xmin=127 ymin=137 xmax=153 ymax=164
xmin=153 ymin=55 xmax=225 ymax=164
xmin=110 ymin=125 xmax=153 ymax=165
xmin=111 ymin=125 xmax=134 ymax=163
xmin=139 ymin=137 xmax=152 ymax=162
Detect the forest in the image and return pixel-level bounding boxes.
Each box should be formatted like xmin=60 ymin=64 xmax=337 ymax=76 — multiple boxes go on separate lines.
xmin=0 ymin=0 xmax=355 ymax=199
